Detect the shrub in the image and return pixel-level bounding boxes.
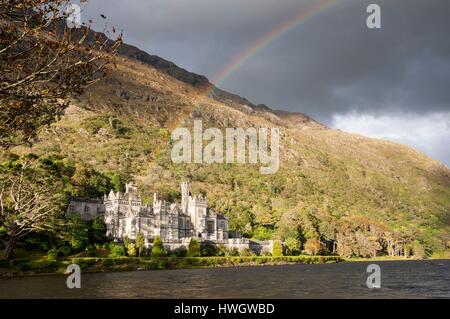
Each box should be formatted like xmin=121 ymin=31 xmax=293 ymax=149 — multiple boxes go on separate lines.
xmin=304 ymin=238 xmax=322 ymax=256
xmin=187 ymin=238 xmax=201 ymax=257
xmin=127 ymin=243 xmax=137 ymax=257
xmin=40 ymin=242 xmax=50 ymax=252
xmin=201 ymin=243 xmax=217 ymax=257
xmin=136 ymin=232 xmax=146 ymax=257
xmin=18 ymin=262 xmax=31 ymax=271
xmin=171 ymin=246 xmax=187 ymax=258
xmin=24 ymin=236 xmax=48 ymax=251
xmin=47 ymin=248 xmax=59 ymax=260
xmin=59 ymin=246 xmax=72 ymax=257
xmin=215 ymin=244 xmax=227 ymax=257
xmin=0 ymin=259 xmax=10 ymax=268
xmin=151 ymin=236 xmax=165 ymax=257
xmin=252 ymin=226 xmax=274 ymax=241
xmin=226 ymin=247 xmax=240 ymax=257
xmin=123 ymin=236 xmax=132 ymax=250
xmin=239 ymin=248 xmax=252 ymax=257
xmin=272 ymin=240 xmax=284 ymax=257
xmin=71 ymin=258 xmax=100 ymax=270
xmin=109 ymin=243 xmax=126 ymax=258
xmin=28 ymin=260 xmax=58 ymax=272
xmin=284 ymin=237 xmax=301 ymax=256
xmin=86 ymin=245 xmax=98 ymax=257
xmin=262 ymin=250 xmax=272 ymax=257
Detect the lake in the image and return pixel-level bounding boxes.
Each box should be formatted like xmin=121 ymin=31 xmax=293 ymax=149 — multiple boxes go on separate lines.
xmin=1 ymin=260 xmax=449 ymax=298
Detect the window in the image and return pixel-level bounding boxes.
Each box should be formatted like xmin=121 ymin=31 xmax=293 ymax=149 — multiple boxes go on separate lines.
xmin=207 ymin=221 xmax=215 ymax=234
xmin=84 ymin=206 xmax=90 ymax=214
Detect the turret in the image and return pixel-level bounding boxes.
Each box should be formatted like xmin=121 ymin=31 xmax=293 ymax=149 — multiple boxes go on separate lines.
xmin=181 ymin=181 xmax=190 ymax=212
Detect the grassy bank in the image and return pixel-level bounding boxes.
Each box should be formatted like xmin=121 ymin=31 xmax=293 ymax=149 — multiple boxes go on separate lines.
xmin=0 ymin=255 xmax=340 ymax=277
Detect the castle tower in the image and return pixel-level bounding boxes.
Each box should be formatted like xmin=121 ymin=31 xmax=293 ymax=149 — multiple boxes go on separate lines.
xmin=181 ymin=181 xmax=190 ymax=213
xmin=125 ymin=182 xmax=138 ymax=198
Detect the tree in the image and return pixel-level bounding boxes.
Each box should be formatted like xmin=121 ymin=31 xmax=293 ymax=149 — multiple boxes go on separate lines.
xmin=412 ymin=240 xmax=426 ymax=259
xmin=66 ymin=213 xmax=89 ymax=251
xmin=187 ymin=238 xmax=201 ymax=257
xmin=136 ymin=232 xmax=145 ymax=257
xmin=0 ymin=0 xmax=122 ymax=147
xmin=127 ymin=243 xmax=136 ymax=257
xmin=123 ymin=236 xmax=131 ymax=250
xmin=89 ymin=217 xmax=106 ymax=244
xmin=304 ymin=238 xmax=322 ymax=256
xmin=151 ymin=236 xmax=165 ymax=257
xmin=108 ymin=243 xmax=125 ymax=258
xmin=354 ymin=230 xmax=381 ymax=258
xmin=272 ymin=240 xmax=283 ymax=257
xmin=284 ymin=237 xmax=300 ymax=256
xmin=0 ymin=155 xmax=65 ymax=259
xmin=201 ymin=243 xmax=217 ymax=257
xmin=107 ymin=173 xmax=123 ymax=193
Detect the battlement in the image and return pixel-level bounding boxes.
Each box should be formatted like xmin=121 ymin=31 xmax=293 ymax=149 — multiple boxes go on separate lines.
xmin=73 ymin=181 xmax=231 ymax=242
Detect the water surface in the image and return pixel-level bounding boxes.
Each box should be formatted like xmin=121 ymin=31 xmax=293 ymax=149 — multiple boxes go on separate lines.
xmin=1 ymin=260 xmax=449 ymax=298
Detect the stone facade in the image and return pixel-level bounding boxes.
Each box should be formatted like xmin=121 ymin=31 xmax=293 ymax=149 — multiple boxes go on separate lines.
xmin=68 ymin=198 xmax=105 ymax=221
xmin=68 ymin=182 xmax=278 ymax=254
xmin=70 ymin=182 xmax=229 ymax=244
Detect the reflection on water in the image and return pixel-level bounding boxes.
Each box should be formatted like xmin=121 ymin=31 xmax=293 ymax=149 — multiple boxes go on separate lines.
xmin=1 ymin=260 xmax=449 ymax=299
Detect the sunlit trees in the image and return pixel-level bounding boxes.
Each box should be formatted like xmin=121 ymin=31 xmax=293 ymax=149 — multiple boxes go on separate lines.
xmin=284 ymin=237 xmax=300 ymax=256
xmin=304 ymin=238 xmax=322 ymax=256
xmin=127 ymin=243 xmax=137 ymax=257
xmin=411 ymin=240 xmax=426 ymax=259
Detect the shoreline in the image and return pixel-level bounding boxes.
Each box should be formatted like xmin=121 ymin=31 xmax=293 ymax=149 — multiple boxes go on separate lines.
xmin=1 ymin=255 xmax=340 ymax=277
xmin=2 ymin=255 xmax=449 ymax=278
xmin=345 ymin=256 xmax=450 ymax=262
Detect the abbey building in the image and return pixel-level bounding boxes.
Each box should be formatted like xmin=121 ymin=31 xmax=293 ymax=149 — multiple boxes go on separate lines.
xmin=69 ymin=182 xmax=229 ymax=242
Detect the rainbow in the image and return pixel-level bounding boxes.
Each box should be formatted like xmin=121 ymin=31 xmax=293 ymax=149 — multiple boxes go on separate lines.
xmin=202 ymin=0 xmax=340 ymax=99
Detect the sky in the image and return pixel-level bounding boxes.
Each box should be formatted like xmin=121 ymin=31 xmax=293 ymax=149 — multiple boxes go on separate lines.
xmin=80 ymin=0 xmax=450 ymax=166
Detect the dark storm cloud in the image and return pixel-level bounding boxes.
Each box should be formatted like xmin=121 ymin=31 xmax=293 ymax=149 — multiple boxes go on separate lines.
xmin=81 ymin=0 xmax=450 ymax=165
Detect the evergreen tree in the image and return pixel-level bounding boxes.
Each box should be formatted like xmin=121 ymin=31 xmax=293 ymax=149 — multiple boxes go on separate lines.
xmin=272 ymin=240 xmax=284 ymax=257
xmin=136 ymin=232 xmax=145 ymax=257
xmin=151 ymin=236 xmax=165 ymax=257
xmin=66 ymin=214 xmax=89 ymax=251
xmin=90 ymin=217 xmax=107 ymax=244
xmin=187 ymin=238 xmax=201 ymax=257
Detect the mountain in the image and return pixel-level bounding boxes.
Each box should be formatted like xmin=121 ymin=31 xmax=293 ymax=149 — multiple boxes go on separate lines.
xmin=19 ymin=36 xmax=450 ymax=258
